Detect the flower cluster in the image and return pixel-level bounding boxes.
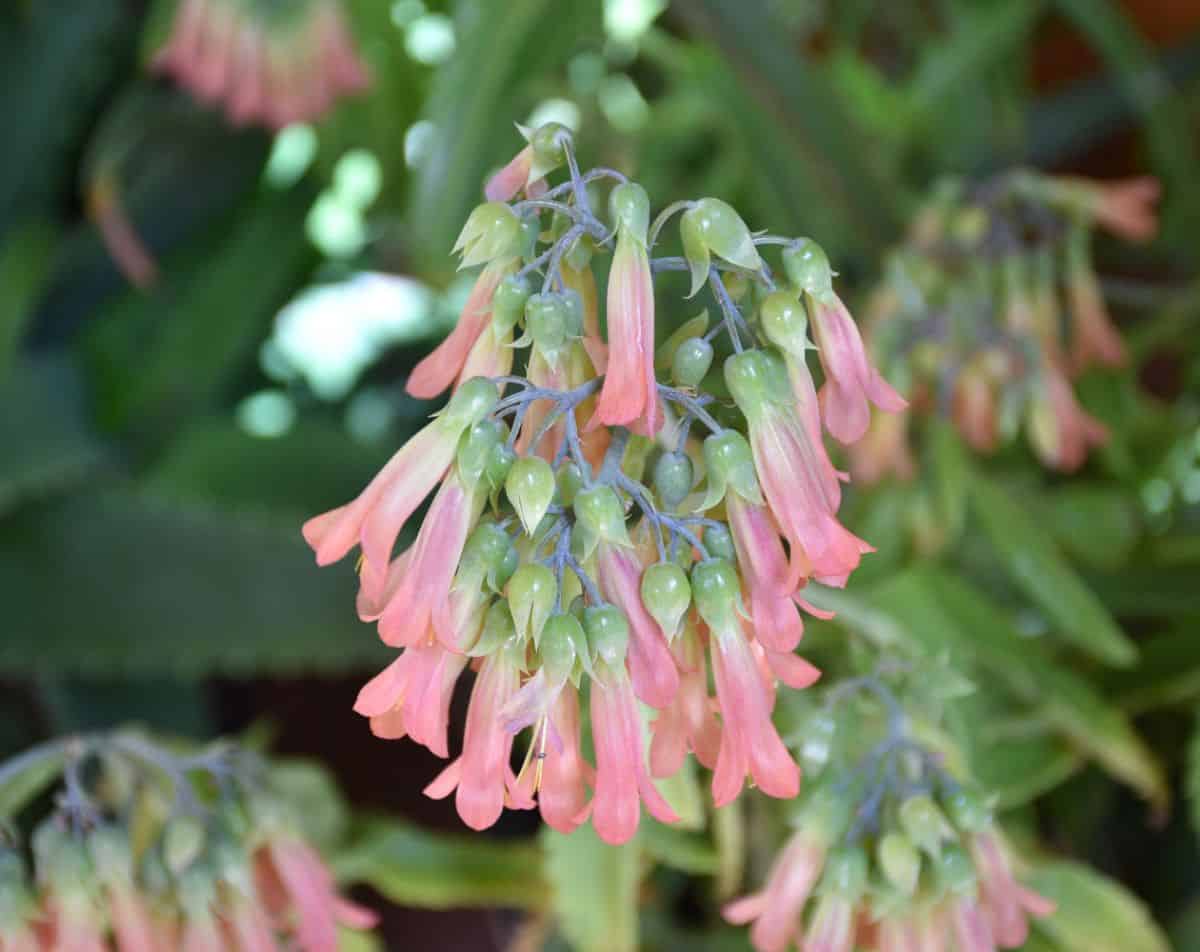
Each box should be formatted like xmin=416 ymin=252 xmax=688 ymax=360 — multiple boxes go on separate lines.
xmin=0 ymin=732 xmax=374 ymax=951
xmin=725 ymin=679 xmax=1054 ymax=952
xmin=153 ymin=0 xmax=370 ymax=129
xmin=848 ymin=171 xmax=1159 ymax=481
xmin=303 ymin=125 xmax=905 ymax=844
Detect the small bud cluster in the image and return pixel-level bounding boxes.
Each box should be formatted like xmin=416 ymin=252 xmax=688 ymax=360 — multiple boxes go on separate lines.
xmin=153 ymin=0 xmax=370 ymax=129
xmin=725 ymin=678 xmax=1054 ymax=952
xmin=0 ymin=732 xmax=374 ymax=950
xmin=849 ymin=171 xmax=1159 ymax=480
xmin=304 ymin=126 xmax=906 ymax=844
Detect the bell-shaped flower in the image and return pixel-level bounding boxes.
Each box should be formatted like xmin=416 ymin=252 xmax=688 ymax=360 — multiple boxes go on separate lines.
xmin=968 ymin=833 xmax=1056 ymax=947
xmin=591 ymin=183 xmax=661 ymax=435
xmin=301 ymin=377 xmax=498 ymax=598
xmin=649 ymin=620 xmax=720 ymax=777
xmin=1066 ymin=224 xmax=1125 ymax=372
xmin=1027 ymin=362 xmax=1107 ymax=472
xmin=583 ymin=605 xmax=680 ymax=844
xmin=692 ymin=559 xmax=802 ymax=806
xmin=680 ymin=197 xmax=763 ymax=298
xmin=353 ymin=642 xmax=469 ymax=756
xmin=724 ymin=832 xmax=826 ymax=952
xmin=800 ymin=847 xmax=869 ymax=952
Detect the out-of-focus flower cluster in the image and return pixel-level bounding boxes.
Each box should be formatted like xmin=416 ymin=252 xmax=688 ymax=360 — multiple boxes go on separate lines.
xmin=154 ymin=0 xmax=370 ymax=128
xmin=851 ymin=172 xmax=1159 ymax=481
xmin=0 ymin=732 xmax=374 ymax=951
xmin=725 ymin=677 xmax=1054 ymax=952
xmin=303 ymin=124 xmax=906 ymax=844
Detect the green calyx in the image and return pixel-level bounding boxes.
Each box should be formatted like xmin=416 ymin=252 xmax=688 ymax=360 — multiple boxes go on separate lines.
xmin=453 ymin=202 xmax=522 ymax=269
xmin=690 ymin=558 xmax=741 ymax=629
xmin=573 ymin=485 xmax=631 ymax=548
xmin=759 ymin=290 xmax=811 ymax=358
xmin=640 ymin=561 xmax=692 ymax=639
xmin=584 ymin=604 xmax=630 ymax=670
xmin=700 ymin=430 xmax=762 ymax=509
xmin=457 ymin=419 xmax=506 ymax=487
xmin=610 ymin=182 xmax=650 ymax=244
xmin=781 ymin=238 xmax=833 ymax=298
xmin=505 ymin=456 xmax=556 ymax=535
xmin=680 ymin=198 xmax=763 ymax=298
xmin=442 ymin=377 xmax=501 ymax=432
xmin=493 ymin=274 xmax=532 ymax=334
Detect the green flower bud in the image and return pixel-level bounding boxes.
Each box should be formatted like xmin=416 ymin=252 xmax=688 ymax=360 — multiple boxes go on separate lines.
xmin=518 ymin=215 xmax=541 ymax=260
xmin=899 ymin=795 xmax=957 ymax=859
xmin=494 ymin=545 xmax=519 ymax=591
xmin=529 ymin=122 xmax=571 ymax=172
xmin=680 ymin=209 xmax=712 ymax=299
xmin=943 ymin=787 xmax=992 ymax=834
xmin=507 ymin=563 xmax=557 ymax=645
xmin=691 ymin=558 xmax=741 ymax=628
xmin=934 ymin=844 xmax=977 ymax=896
xmin=460 ymin=522 xmax=513 ymax=586
xmin=162 ymin=815 xmax=206 ymax=877
xmin=610 ymin=182 xmax=650 ymax=243
xmin=877 ymin=833 xmax=921 ymax=896
xmin=457 ymin=419 xmax=505 ymax=486
xmin=681 ymin=198 xmax=762 ymax=283
xmin=557 ymin=462 xmax=584 ymax=507
xmin=525 ymin=293 xmax=568 ymax=357
xmin=493 ymin=274 xmax=532 ymax=334
xmin=641 ymin=561 xmax=692 ymax=639
xmin=821 ymin=846 xmax=869 ymax=899
xmin=506 ymin=456 xmax=556 ymax=535
xmin=470 ymin=599 xmax=517 ymax=657
xmin=560 ymin=288 xmax=585 ymax=339
xmin=671 ymin=336 xmax=714 ymax=388
xmin=796 ymin=784 xmax=852 ymax=842
xmin=584 ymin=605 xmax=629 ymax=670
xmin=88 ymin=827 xmax=134 ymax=885
xmin=486 ymin=443 xmax=518 ymax=492
xmin=782 ymin=238 xmax=833 ymax=298
xmin=573 ymin=485 xmax=630 ymax=547
xmin=704 ymin=524 xmax=736 ymax=563
xmin=444 ymin=377 xmax=500 ymax=430
xmin=724 ymin=350 xmax=775 ymax=417
xmin=453 ymin=202 xmax=522 ymax=268
xmin=701 ymin=430 xmax=762 ymax=509
xmin=653 ymin=452 xmax=694 ymax=509
xmin=539 ymin=613 xmax=582 ymax=684
xmin=759 ymin=290 xmax=810 ymax=357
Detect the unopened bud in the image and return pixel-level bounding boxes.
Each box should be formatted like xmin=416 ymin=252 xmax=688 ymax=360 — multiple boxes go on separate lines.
xmin=524 ymin=293 xmax=568 ymax=357
xmin=505 ymin=456 xmax=556 ymax=535
xmin=942 ymin=787 xmax=992 ymax=834
xmin=899 ymin=795 xmax=956 ymax=858
xmin=703 ymin=524 xmax=736 ymax=563
xmin=934 ymin=844 xmax=976 ymax=896
xmin=470 ymin=599 xmax=517 ymax=657
xmin=680 ymin=198 xmax=762 ymax=299
xmin=653 ymin=452 xmax=694 ymax=509
xmin=457 ymin=419 xmax=504 ymax=487
xmin=460 ymin=522 xmax=513 ymax=588
xmin=671 ymin=336 xmax=714 ymax=388
xmin=539 ymin=614 xmax=582 ymax=684
xmin=493 ymin=274 xmax=532 ymax=334
xmin=557 ymin=461 xmax=584 ymax=507
xmin=610 ymin=182 xmax=650 ymax=244
xmin=529 ymin=122 xmax=571 ymax=175
xmin=584 ymin=605 xmax=629 ymax=670
xmin=782 ymin=238 xmax=833 ymax=298
xmin=162 ymin=815 xmax=206 ymax=877
xmin=640 ymin=561 xmax=692 ymax=639
xmin=759 ymin=290 xmax=810 ymax=357
xmin=444 ymin=377 xmax=500 ymax=430
xmin=877 ymin=832 xmax=921 ymax=896
xmin=453 ymin=202 xmax=522 ymax=268
xmin=485 ymin=442 xmax=517 ymax=492
xmin=507 ymin=564 xmax=557 ymax=645
xmin=821 ymin=846 xmax=869 ymax=900
xmin=690 ymin=558 xmax=741 ymax=628
xmin=701 ymin=430 xmax=762 ymax=508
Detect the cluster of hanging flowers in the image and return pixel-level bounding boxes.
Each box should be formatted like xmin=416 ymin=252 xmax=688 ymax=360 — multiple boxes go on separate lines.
xmin=725 ymin=677 xmax=1055 ymax=952
xmin=303 ymin=124 xmax=906 ymax=845
xmin=153 ymin=0 xmax=370 ymax=128
xmin=848 ymin=171 xmax=1159 ymax=482
xmin=0 ymin=732 xmax=375 ymax=951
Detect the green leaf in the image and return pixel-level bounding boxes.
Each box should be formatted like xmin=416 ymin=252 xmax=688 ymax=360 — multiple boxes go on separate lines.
xmin=971 ymin=731 xmax=1083 ymax=810
xmin=0 ymin=491 xmax=389 ymax=677
xmin=0 ymin=358 xmax=109 ymax=516
xmin=334 ymin=819 xmax=544 ymax=909
xmin=927 ymin=419 xmax=969 ymax=544
xmin=1037 ymin=486 xmax=1140 ymax=571
xmin=1107 ymin=626 xmax=1200 ymax=714
xmin=1189 ymin=707 xmax=1200 ymax=845
xmin=0 ymin=740 xmax=65 ymax=819
xmin=0 ymin=220 xmax=56 ymax=374
xmin=640 ymin=819 xmax=718 ymax=876
xmin=969 ymin=474 xmax=1136 ymax=667
xmin=267 ymin=759 xmax=350 ymax=854
xmin=1027 ymin=860 xmax=1171 ymax=952
xmin=544 ymin=823 xmax=641 ymax=952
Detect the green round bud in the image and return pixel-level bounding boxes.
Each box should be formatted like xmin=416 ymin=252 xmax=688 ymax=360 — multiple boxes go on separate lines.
xmin=653 ymin=452 xmax=694 ymax=509
xmin=877 ymin=833 xmax=921 ymax=896
xmin=934 ymin=845 xmax=976 ymax=895
xmin=759 ymin=290 xmax=810 ymax=357
xmin=683 ymin=198 xmax=762 ymax=272
xmin=573 ymin=485 xmax=629 ymax=545
xmin=530 ymin=122 xmax=571 ymax=166
xmin=557 ymin=461 xmax=584 ymax=507
xmin=821 ymin=846 xmax=869 ymax=899
xmin=671 ymin=336 xmax=714 ymax=388
xmin=494 ymin=545 xmax=519 ymax=591
xmin=560 ymin=288 xmax=584 ymax=338
xmin=680 ymin=208 xmax=711 ymax=298
xmin=584 ymin=605 xmax=630 ymax=669
xmin=486 ymin=442 xmax=518 ymax=490
xmin=457 ymin=419 xmax=504 ymax=486
xmin=704 ymin=524 xmax=736 ymax=562
xmin=782 ymin=238 xmax=833 ymax=297
xmin=690 ymin=558 xmax=740 ymax=626
xmin=539 ymin=613 xmax=582 ymax=683
xmin=493 ymin=274 xmax=532 ymax=333
xmin=525 ymin=293 xmax=567 ymax=355
xmin=162 ymin=815 xmax=206 ymax=877
xmin=505 ymin=456 xmax=556 ymax=535
xmin=942 ymin=787 xmax=992 ymax=834
xmin=641 ymin=561 xmax=692 ymax=639
xmin=461 ymin=522 xmax=512 ymax=578
xmin=455 ymin=202 xmax=522 ymax=267
xmin=610 ymin=182 xmax=650 ymax=242
xmin=507 ymin=563 xmax=557 ymax=645
xmin=445 ymin=377 xmax=500 ymax=429
xmin=899 ymin=795 xmax=956 ymax=858
xmin=701 ymin=430 xmax=761 ymax=508
xmin=723 ymin=350 xmax=775 ymax=415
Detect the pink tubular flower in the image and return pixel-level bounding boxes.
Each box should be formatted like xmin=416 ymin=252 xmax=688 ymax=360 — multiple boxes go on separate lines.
xmin=425 ymin=650 xmax=531 ymax=831
xmin=40 ymin=894 xmax=107 ymax=952
xmin=1028 ymin=363 xmax=1107 ymax=472
xmin=375 ymin=471 xmax=483 ymax=647
xmin=954 ymin=366 xmax=1000 ymax=454
xmin=848 ymin=408 xmax=916 ymax=484
xmin=507 ymin=683 xmax=592 ymax=834
xmin=947 ymin=897 xmax=995 ymax=952
xmin=222 ymin=898 xmax=280 ymax=952
xmin=649 ymin=624 xmax=720 ymax=777
xmin=587 ymin=669 xmax=679 ymax=844
xmin=803 ymin=892 xmax=856 ymax=952
xmin=809 ymin=292 xmax=907 ymax=445
xmin=255 ymin=836 xmax=376 ymax=952
xmin=408 ymin=260 xmax=514 ymax=400
xmin=723 ymin=831 xmax=827 ymax=952
xmin=107 ymin=887 xmax=160 ymax=952
xmin=969 ymin=833 xmax=1055 ymax=948
xmin=353 ymin=642 xmax=469 ymax=756
xmin=1066 ymin=250 xmax=1125 ymax=372
xmin=485 ymin=146 xmax=536 ymax=202
xmin=1085 ymin=176 xmax=1161 ymax=243
xmin=591 ymin=183 xmax=661 ymax=436
xmin=596 ymin=543 xmax=680 ymax=709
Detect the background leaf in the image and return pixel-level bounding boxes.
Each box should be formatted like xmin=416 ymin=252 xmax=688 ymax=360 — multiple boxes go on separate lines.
xmin=1028 ymin=860 xmax=1172 ymax=952
xmin=543 ymin=824 xmax=642 ymax=952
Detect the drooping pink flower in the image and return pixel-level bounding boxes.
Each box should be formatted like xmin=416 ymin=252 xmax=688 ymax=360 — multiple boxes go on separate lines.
xmin=723 ymin=830 xmax=827 ymax=952
xmin=587 ymin=668 xmax=680 ymax=844
xmin=1086 ymin=176 xmax=1160 ymax=243
xmin=180 ymin=915 xmax=225 ymax=952
xmin=354 ymin=642 xmax=469 ymax=756
xmin=874 ymin=914 xmax=923 ymax=952
xmin=954 ymin=367 xmax=1001 ymax=454
xmin=107 ymin=886 xmax=161 ymax=952
xmin=375 ymin=471 xmax=483 ymax=647
xmin=848 ymin=408 xmax=916 ymax=484
xmin=301 ymin=418 xmax=460 ymax=599
xmin=947 ymin=897 xmax=995 ymax=952
xmin=1028 ymin=362 xmax=1107 ymax=472
xmin=408 ymin=260 xmax=514 ymax=400
xmin=803 ymin=891 xmax=856 ymax=952
xmin=707 ymin=611 xmax=801 ymax=806
xmin=485 ymin=146 xmax=536 ymax=203
xmin=809 ymin=292 xmax=907 ymax=444
xmin=255 ymin=836 xmax=377 ymax=952
xmin=507 ymin=683 xmax=593 ymax=834
xmin=39 ymin=892 xmax=107 ymax=952
xmin=649 ymin=623 xmax=720 ymax=777
xmin=590 ymin=222 xmax=661 ymax=436
xmin=425 ymin=650 xmax=532 ymax=830
xmin=0 ymin=922 xmax=40 ymax=952
xmin=1067 ymin=262 xmax=1126 ymax=372
xmin=222 ymin=897 xmax=280 ymax=952
xmin=969 ymin=833 xmax=1055 ymax=948
xmin=596 ymin=543 xmax=680 ymax=709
